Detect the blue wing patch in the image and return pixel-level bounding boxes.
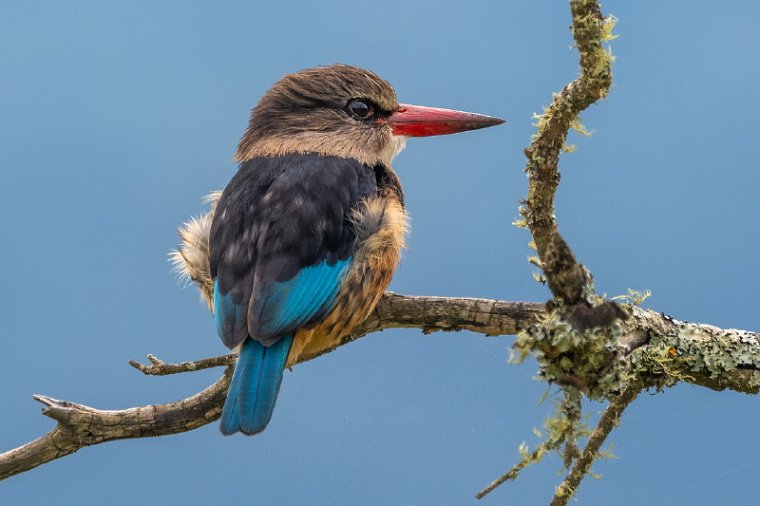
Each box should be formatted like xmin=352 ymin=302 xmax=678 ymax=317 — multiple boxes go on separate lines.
xmin=216 ymin=260 xmax=350 ymax=436
xmin=214 ymin=259 xmax=351 ymax=346
xmin=253 ymin=258 xmax=351 ymax=340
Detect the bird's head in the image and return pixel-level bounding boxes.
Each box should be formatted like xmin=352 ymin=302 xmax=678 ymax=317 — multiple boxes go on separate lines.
xmin=235 ymin=64 xmax=504 ymax=166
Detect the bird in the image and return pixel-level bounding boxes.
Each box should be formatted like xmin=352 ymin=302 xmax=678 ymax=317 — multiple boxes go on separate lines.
xmin=171 ymin=64 xmax=504 ymax=436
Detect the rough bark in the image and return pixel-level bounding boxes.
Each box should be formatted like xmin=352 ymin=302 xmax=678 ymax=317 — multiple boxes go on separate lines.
xmin=0 ymin=369 xmax=232 ymax=481
xmin=2 ymin=2 xmax=758 ymax=502
xmin=1 ymin=293 xmax=758 ymax=481
xmin=521 ymin=0 xmax=614 ymax=305
xmin=476 ymin=0 xmax=759 ymax=502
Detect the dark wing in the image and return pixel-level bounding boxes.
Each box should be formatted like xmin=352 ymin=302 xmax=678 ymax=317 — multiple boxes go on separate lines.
xmin=210 ymin=153 xmax=377 ymax=349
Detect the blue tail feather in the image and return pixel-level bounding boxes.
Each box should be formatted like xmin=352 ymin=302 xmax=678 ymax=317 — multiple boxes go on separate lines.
xmin=220 ymin=335 xmax=293 ymax=436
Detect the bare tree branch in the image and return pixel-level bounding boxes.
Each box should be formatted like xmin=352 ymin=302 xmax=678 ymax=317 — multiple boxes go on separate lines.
xmin=128 ymin=353 xmax=235 ymax=376
xmin=0 ymin=368 xmax=233 ymax=481
xmin=520 ymin=0 xmax=614 ymax=304
xmin=0 ymin=294 xmax=541 ymax=482
xmin=1 ymin=293 xmax=757 ymax=482
xmin=303 ymin=293 xmax=545 ymax=362
xmin=481 ymin=1 xmax=632 ymax=500
xmin=2 ymin=3 xmax=758 ymax=500
xmin=483 ymin=0 xmax=759 ymax=500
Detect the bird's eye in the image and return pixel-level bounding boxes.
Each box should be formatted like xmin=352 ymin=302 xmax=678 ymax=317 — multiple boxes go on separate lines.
xmin=346 ymin=99 xmax=374 ymax=120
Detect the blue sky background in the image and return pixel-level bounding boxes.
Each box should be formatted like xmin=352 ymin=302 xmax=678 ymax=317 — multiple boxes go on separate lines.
xmin=2 ymin=1 xmax=759 ymax=504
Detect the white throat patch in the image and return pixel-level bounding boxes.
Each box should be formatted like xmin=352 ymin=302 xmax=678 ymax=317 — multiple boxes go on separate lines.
xmin=383 ymin=134 xmax=408 ymax=165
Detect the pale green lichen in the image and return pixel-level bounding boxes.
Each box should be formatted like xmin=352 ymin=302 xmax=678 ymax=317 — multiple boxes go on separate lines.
xmin=629 ymin=340 xmax=687 ymax=389
xmin=562 ymin=144 xmax=577 ymax=153
xmin=491 ymin=5 xmax=630 ymax=502
xmin=511 ymin=308 xmax=632 ymax=401
xmin=512 ymin=218 xmax=528 ymax=229
xmin=503 ymin=397 xmax=591 ymax=482
xmin=602 ymin=15 xmax=619 ymax=42
xmin=569 ymin=117 xmax=592 ymax=137
xmin=610 ymin=288 xmax=651 ymax=306
xmin=631 ymin=321 xmax=760 ymax=392
xmin=513 ymin=300 xmax=760 ymax=487
xmin=573 ymin=8 xmax=616 ymax=100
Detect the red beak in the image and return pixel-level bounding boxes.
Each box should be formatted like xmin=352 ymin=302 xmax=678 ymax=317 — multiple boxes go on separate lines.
xmin=384 ymin=103 xmax=504 ymax=137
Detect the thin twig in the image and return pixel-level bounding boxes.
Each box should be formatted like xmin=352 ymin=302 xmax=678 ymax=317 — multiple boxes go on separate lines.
xmin=550 ymin=385 xmax=639 ymax=506
xmin=475 ymin=438 xmax=563 ymax=500
xmin=475 ymin=387 xmax=585 ymax=500
xmin=129 ymin=353 xmax=236 ymax=375
xmin=562 ymin=389 xmax=583 ymax=469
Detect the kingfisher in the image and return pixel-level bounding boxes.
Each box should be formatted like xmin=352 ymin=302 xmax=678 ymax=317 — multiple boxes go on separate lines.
xmin=172 ymin=64 xmax=503 ymax=436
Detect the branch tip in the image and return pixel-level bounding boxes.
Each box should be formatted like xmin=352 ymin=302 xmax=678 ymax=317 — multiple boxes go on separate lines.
xmin=2 ymin=294 xmax=757 ymax=484
xmin=32 ymin=394 xmax=60 ymax=408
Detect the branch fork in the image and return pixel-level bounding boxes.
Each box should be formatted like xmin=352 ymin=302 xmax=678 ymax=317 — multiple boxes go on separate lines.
xmin=2 ymin=4 xmax=758 ymax=506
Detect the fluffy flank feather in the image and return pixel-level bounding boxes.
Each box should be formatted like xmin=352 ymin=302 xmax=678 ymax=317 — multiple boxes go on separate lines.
xmin=170 ymin=191 xmax=222 ymax=311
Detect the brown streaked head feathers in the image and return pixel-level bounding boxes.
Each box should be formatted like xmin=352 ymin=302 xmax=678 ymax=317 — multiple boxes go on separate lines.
xmin=234 ymin=64 xmax=403 ymax=166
